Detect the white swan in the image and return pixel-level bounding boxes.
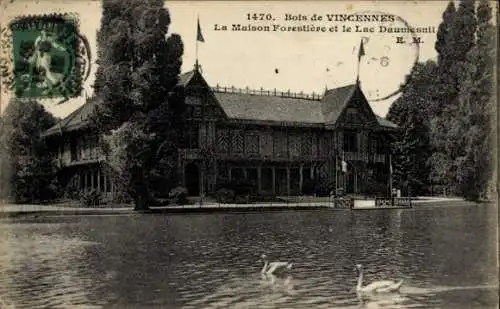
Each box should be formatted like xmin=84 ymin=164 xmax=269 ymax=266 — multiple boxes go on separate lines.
xmin=355 ymin=264 xmax=403 ymax=294
xmin=260 ymin=254 xmax=292 ymax=275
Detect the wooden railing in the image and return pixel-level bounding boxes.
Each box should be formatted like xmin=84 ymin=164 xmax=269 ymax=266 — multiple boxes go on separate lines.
xmin=343 ymin=151 xmax=369 ymax=161
xmin=180 ymin=148 xmax=328 ymax=161
xmin=180 ymin=148 xmax=388 ymax=164
xmin=63 ymin=157 xmax=104 ymax=167
xmin=341 ymin=152 xmax=387 ymax=163
xmin=212 ymin=85 xmax=323 ymax=101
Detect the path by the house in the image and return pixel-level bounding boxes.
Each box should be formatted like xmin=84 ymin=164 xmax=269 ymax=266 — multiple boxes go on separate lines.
xmin=0 ymin=196 xmax=478 ymax=218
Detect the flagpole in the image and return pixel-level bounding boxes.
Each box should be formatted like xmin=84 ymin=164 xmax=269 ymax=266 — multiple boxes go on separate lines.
xmin=343 ymin=151 xmax=345 ymax=194
xmin=356 ymin=60 xmax=361 ymax=84
xmin=356 ymin=39 xmax=365 ymax=85
xmin=335 ymin=153 xmax=338 ymax=195
xmin=389 ymin=153 xmax=393 ymax=196
xmin=195 ymin=15 xmax=199 ymax=69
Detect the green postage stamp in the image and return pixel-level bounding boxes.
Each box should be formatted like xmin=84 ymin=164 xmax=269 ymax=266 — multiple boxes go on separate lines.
xmin=10 ymin=14 xmax=81 ymax=99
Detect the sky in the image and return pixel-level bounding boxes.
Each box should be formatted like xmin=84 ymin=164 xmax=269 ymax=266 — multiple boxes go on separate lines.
xmin=1 ymin=0 xmax=490 ymax=119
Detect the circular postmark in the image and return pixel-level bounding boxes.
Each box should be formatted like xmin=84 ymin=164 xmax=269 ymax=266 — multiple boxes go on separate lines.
xmin=350 ymin=10 xmax=421 ymax=102
xmin=1 ymin=13 xmax=92 ymax=103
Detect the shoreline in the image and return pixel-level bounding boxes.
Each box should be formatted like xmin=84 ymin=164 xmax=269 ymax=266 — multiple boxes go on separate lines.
xmin=0 ymin=197 xmax=489 ymax=218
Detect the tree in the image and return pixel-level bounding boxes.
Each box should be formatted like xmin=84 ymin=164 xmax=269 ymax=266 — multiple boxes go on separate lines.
xmin=455 ymin=0 xmax=495 ymax=201
xmin=432 ymin=1 xmax=456 ymax=118
xmin=0 ymin=99 xmax=59 ymax=203
xmin=429 ymin=0 xmax=478 ymax=194
xmin=435 ymin=1 xmax=456 ymax=71
xmin=443 ymin=0 xmax=477 ymax=114
xmin=102 ymin=121 xmax=154 ymax=209
xmin=93 ymin=0 xmax=184 ymax=210
xmin=447 ymin=0 xmax=477 ymax=64
xmin=387 ymin=61 xmax=437 ymax=196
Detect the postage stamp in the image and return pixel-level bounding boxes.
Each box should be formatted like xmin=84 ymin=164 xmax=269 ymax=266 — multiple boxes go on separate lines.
xmin=9 ymin=14 xmax=81 ymax=99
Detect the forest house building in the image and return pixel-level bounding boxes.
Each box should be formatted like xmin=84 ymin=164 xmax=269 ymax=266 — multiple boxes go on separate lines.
xmin=42 ymin=66 xmax=398 ymax=199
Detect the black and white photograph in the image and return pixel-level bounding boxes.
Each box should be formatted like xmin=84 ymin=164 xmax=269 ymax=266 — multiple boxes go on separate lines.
xmin=0 ymin=0 xmax=498 ymax=308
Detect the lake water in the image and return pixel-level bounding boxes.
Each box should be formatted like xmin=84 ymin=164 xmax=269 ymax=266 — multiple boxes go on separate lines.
xmin=0 ymin=204 xmax=497 ymax=309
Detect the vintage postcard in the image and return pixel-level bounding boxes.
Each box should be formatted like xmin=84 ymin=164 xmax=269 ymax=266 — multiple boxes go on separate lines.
xmin=0 ymin=0 xmax=497 ymax=308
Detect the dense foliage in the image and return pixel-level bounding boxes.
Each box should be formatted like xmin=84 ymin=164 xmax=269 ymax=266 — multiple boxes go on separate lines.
xmin=93 ymin=0 xmax=184 ymax=210
xmin=388 ymin=62 xmax=437 ymax=196
xmin=387 ymin=0 xmax=495 ymax=201
xmin=0 ymin=99 xmax=59 ymax=203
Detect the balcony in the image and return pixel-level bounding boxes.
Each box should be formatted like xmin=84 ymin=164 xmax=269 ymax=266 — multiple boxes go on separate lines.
xmin=343 ymin=152 xmax=386 ymax=163
xmin=179 ymin=148 xmax=325 ymax=162
xmin=66 ymin=157 xmax=104 ymax=167
xmin=343 ymin=152 xmax=369 ymax=161
xmin=179 ymin=148 xmax=387 ymax=163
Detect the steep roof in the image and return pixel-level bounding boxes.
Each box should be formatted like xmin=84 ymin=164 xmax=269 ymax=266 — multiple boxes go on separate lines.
xmin=321 ymin=84 xmax=357 ymax=124
xmin=43 ymin=71 xmax=398 ymax=137
xmin=178 ymin=70 xmax=196 ymax=87
xmin=214 ymin=92 xmax=324 ymax=124
xmin=43 ymin=73 xmax=197 ymax=137
xmin=42 ymin=98 xmax=99 ymax=137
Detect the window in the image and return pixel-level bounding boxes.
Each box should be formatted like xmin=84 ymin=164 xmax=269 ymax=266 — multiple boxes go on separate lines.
xmin=70 ymin=140 xmax=77 ymax=161
xmin=216 ymin=129 xmax=229 ymax=153
xmin=93 ymin=171 xmax=98 ymax=189
xmin=343 ymin=130 xmax=358 ymax=152
xmin=232 ymin=130 xmax=244 ymax=154
xmin=289 ymin=134 xmax=300 ymax=157
xmin=80 ymin=172 xmax=85 ymax=189
xmin=83 ymin=139 xmax=90 ymax=159
xmin=303 ymin=168 xmax=311 ymax=181
xmin=86 ymin=172 xmax=92 ymax=190
xmin=80 ymin=139 xmax=85 ymax=159
xmin=371 ymin=136 xmax=385 ymax=153
xmin=301 ymin=133 xmax=312 ymax=156
xmin=106 ymin=176 xmax=112 ymax=193
xmin=99 ymin=174 xmax=105 ymax=192
xmin=246 ymin=134 xmax=259 ymax=155
xmin=273 ymin=131 xmax=287 ymax=157
xmin=217 ymin=166 xmax=229 ymax=183
xmin=184 ymin=123 xmax=199 ymax=148
xmin=88 ymin=137 xmax=98 ymax=159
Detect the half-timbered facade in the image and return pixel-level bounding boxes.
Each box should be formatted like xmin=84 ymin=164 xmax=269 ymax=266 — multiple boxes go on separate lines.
xmin=43 ymin=67 xmax=398 ymax=199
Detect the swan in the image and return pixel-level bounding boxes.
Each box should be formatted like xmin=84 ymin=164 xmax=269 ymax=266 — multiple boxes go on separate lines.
xmin=355 ymin=264 xmax=403 ymax=294
xmin=260 ymin=254 xmax=292 ymax=275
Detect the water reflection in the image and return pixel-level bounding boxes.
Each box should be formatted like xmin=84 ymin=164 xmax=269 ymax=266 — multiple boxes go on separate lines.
xmin=0 ymin=224 xmax=104 ymax=308
xmin=356 ymin=293 xmax=411 ymax=309
xmin=0 ymin=204 xmax=497 ymax=309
